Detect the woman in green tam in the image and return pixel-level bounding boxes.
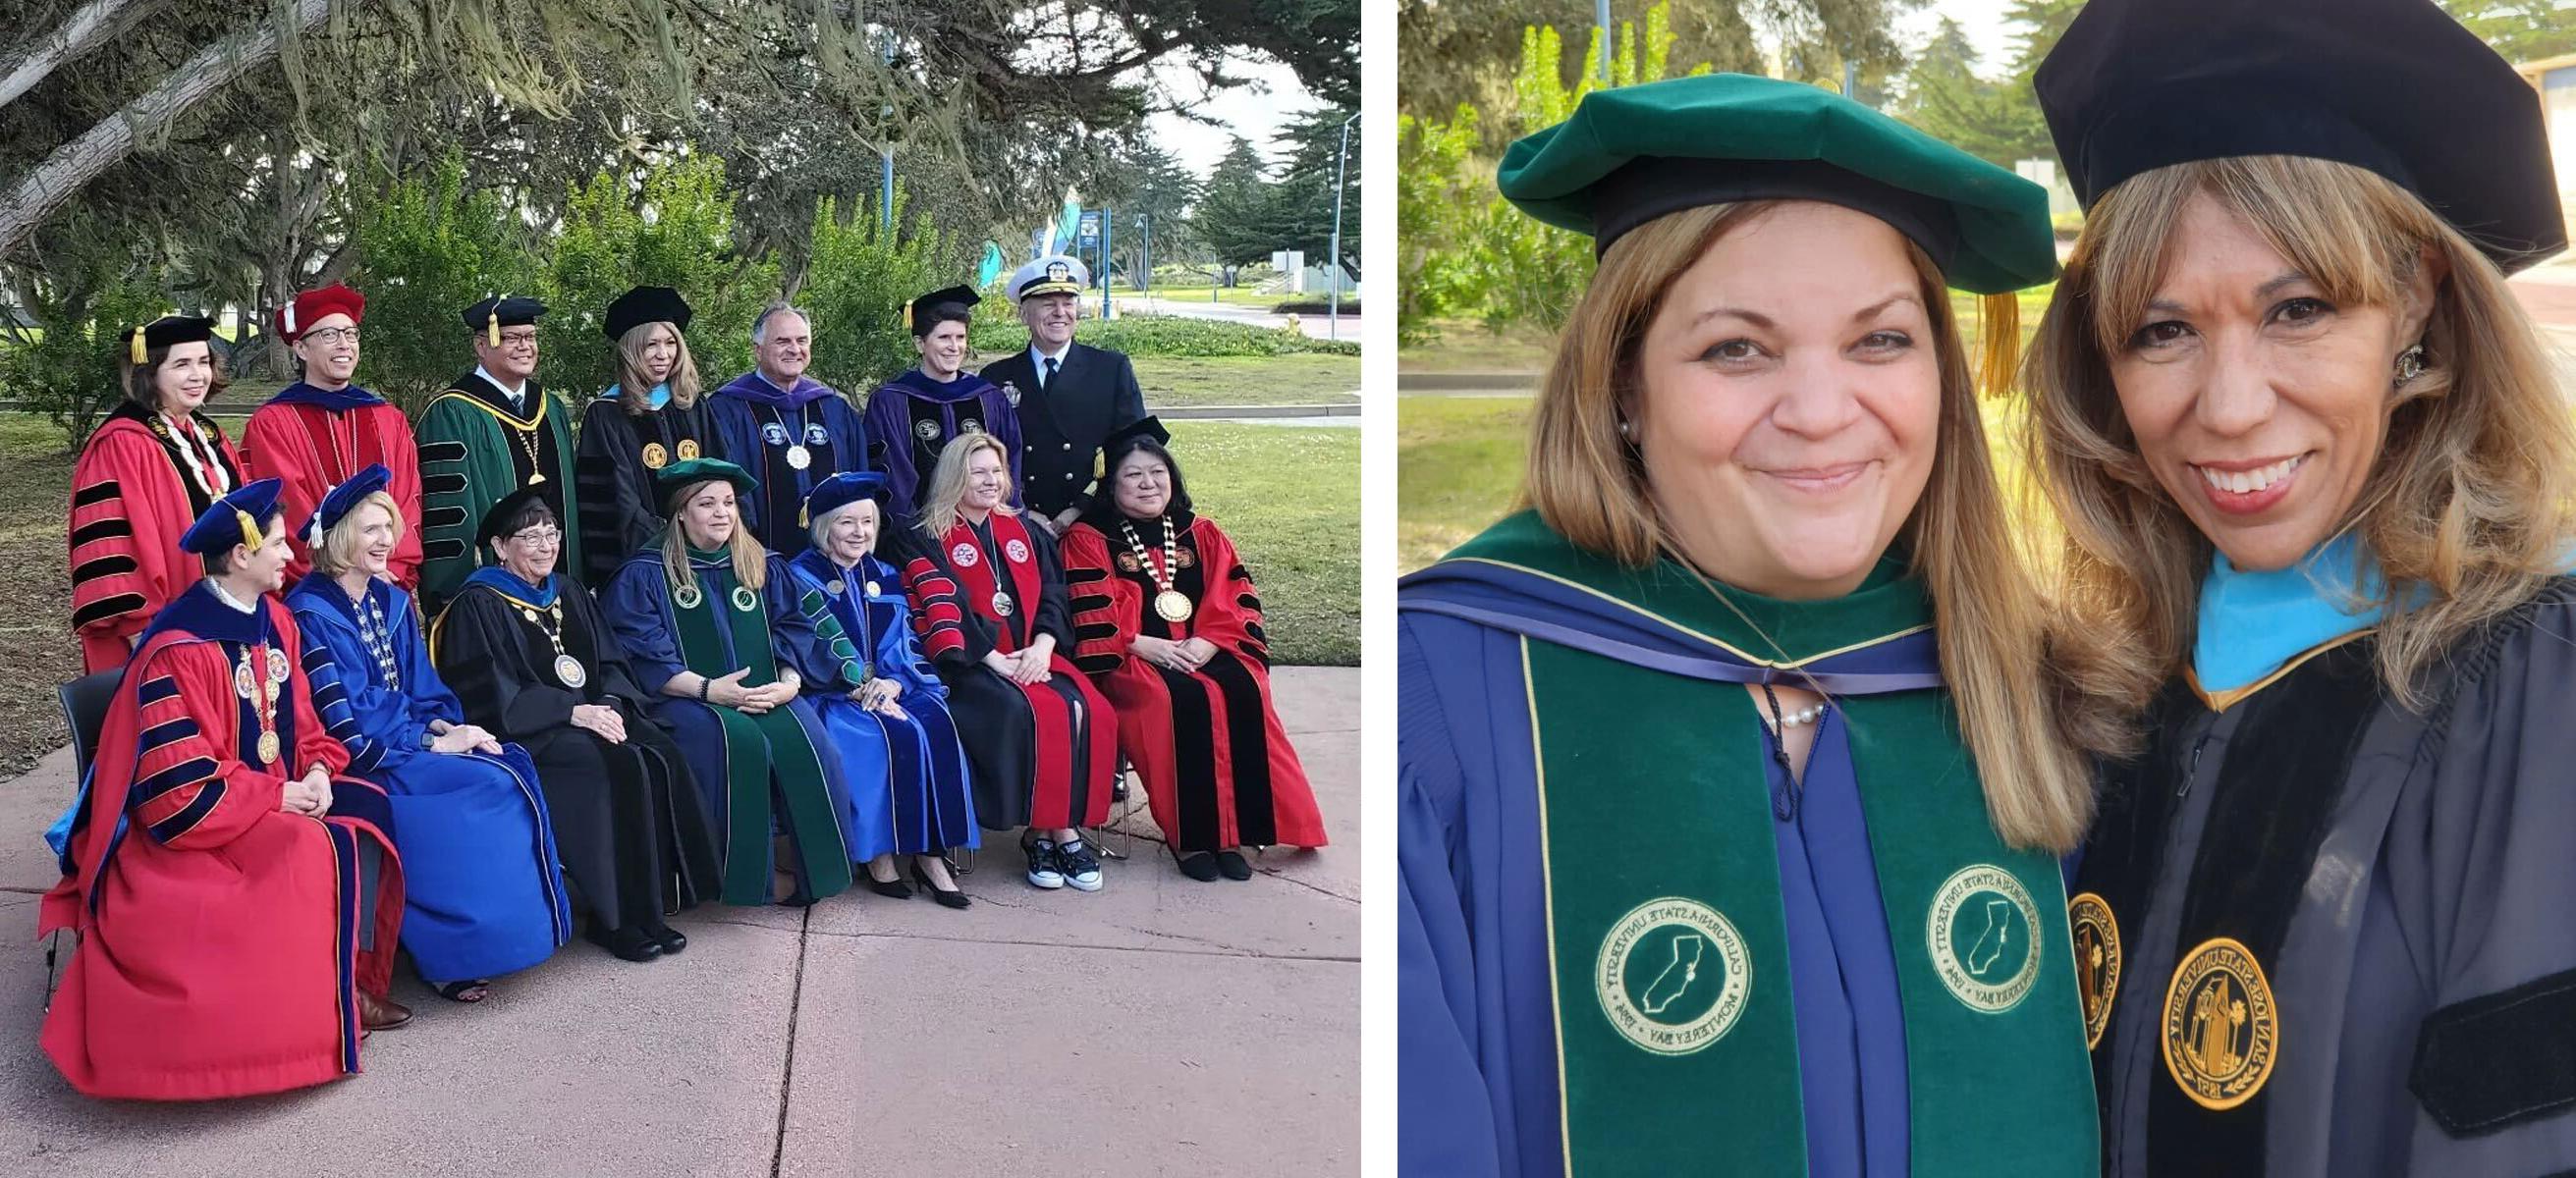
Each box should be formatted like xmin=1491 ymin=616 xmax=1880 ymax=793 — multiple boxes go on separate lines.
xmin=601 ymin=457 xmax=855 ymax=906
xmin=1397 ymin=73 xmax=2109 ymax=1175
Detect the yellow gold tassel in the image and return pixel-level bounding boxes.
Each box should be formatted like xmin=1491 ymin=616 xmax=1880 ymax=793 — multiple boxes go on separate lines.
xmin=130 ymin=328 xmax=148 ymax=366
xmin=904 ymin=299 xmax=915 ymax=332
xmin=487 ymin=309 xmax=502 ymax=348
xmin=234 ymin=509 xmax=263 ymax=553
xmin=1974 ymin=292 xmax=2023 ymax=400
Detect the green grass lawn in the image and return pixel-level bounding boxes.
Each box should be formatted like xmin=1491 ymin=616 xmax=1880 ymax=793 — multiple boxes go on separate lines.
xmin=1132 ymin=354 xmax=1358 ymax=407
xmin=1397 ymin=320 xmax=1560 ymax=374
xmin=1136 ymin=286 xmax=1288 ymax=308
xmin=1170 ymin=420 xmax=1359 ymax=666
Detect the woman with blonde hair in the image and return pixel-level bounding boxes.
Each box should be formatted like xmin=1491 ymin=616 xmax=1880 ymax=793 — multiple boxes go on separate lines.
xmin=602 ymin=458 xmax=854 ymax=907
xmin=575 ymin=286 xmax=716 ymax=586
xmin=1396 ymin=75 xmax=2105 ymax=1175
xmin=900 ymin=431 xmax=1119 ymax=893
xmin=2029 ymin=2 xmax=2576 ymax=1172
xmin=287 ymin=464 xmax=570 ymax=1001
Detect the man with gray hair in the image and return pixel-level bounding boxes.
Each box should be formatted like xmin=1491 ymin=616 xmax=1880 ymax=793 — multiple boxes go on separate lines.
xmin=706 ymin=302 xmax=872 ymax=551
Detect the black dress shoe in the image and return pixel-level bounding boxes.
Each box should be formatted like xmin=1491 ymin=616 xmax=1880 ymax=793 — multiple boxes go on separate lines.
xmin=912 ymin=862 xmax=971 ymax=909
xmin=1215 ymin=849 xmax=1254 ymax=882
xmin=1176 ymin=851 xmax=1223 ymax=883
xmin=643 ymin=920 xmax=687 ymax=954
xmin=589 ymin=924 xmax=665 ymax=963
xmin=867 ymin=874 xmax=914 ymax=899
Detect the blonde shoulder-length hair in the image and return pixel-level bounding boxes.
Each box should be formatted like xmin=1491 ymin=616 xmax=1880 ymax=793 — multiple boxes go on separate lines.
xmin=1524 ymin=201 xmax=2099 ymax=852
xmin=309 ymin=490 xmax=406 ymax=578
xmin=915 ymin=431 xmax=1016 ymax=539
xmin=617 ymin=319 xmax=703 ymax=413
xmin=661 ymin=477 xmax=768 ymax=601
xmin=2025 ymin=154 xmax=2576 ymax=719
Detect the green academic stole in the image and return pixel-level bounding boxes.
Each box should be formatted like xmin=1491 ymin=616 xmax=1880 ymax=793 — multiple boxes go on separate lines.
xmin=668 ymin=556 xmax=851 ymax=904
xmin=418 ymin=391 xmax=583 ymax=599
xmin=1441 ymin=514 xmax=2096 ymax=1175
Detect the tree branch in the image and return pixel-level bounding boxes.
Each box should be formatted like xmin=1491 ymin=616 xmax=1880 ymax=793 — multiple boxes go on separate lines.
xmin=0 ymin=0 xmax=165 ymax=110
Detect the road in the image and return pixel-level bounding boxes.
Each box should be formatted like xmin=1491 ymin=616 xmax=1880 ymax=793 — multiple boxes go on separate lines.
xmin=1122 ymin=294 xmax=1367 ymax=344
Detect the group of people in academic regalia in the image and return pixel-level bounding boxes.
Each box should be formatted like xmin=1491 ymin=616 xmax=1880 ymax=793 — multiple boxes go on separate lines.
xmin=45 ymin=249 xmax=1329 ymax=1102
xmin=1402 ymin=0 xmax=2576 ymax=1175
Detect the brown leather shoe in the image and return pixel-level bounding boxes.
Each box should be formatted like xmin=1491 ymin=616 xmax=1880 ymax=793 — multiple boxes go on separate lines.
xmin=358 ymin=990 xmax=412 ymax=1031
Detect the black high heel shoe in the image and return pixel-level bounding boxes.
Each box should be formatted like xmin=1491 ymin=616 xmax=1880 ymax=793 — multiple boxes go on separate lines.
xmin=865 ymin=867 xmax=914 ymax=899
xmin=911 ymin=861 xmax=970 ymax=909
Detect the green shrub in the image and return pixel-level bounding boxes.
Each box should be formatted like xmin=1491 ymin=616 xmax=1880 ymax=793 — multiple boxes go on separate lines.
xmin=539 ymin=158 xmax=781 ymax=401
xmin=796 ymin=191 xmax=948 ymax=396
xmin=967 ymin=313 xmax=1357 ymax=358
xmin=0 ymin=270 xmax=166 ymax=449
xmin=350 ymin=153 xmax=542 ymax=409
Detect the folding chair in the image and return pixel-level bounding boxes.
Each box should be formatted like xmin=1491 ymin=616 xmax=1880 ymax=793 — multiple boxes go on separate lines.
xmin=43 ymin=669 xmax=121 ymax=1009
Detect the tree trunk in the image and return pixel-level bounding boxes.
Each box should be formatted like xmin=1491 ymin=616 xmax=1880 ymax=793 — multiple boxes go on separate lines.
xmin=0 ymin=0 xmax=160 ymax=110
xmin=0 ymin=0 xmax=342 ymax=255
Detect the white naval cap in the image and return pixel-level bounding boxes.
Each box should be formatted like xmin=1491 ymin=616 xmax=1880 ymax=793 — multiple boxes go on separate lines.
xmin=1008 ymin=254 xmax=1088 ymax=302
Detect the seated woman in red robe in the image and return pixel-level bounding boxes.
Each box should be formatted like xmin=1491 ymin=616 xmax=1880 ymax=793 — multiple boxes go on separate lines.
xmin=39 ymin=477 xmax=411 ymax=1101
xmin=68 ymin=315 xmax=246 ymax=672
xmin=901 ymin=432 xmax=1119 ymax=892
xmin=1060 ymin=419 xmax=1328 ymax=881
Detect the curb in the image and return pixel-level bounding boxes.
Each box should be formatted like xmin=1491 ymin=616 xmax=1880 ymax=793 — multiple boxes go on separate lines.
xmin=1163 ymin=403 xmax=1359 ymax=419
xmin=1397 ymin=371 xmax=1536 ymax=391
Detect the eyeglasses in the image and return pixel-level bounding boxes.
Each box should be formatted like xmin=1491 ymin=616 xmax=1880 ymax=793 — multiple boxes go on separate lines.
xmin=303 ymin=326 xmax=360 ymax=346
xmin=497 ymin=331 xmax=540 ymax=346
xmin=509 ymin=525 xmax=563 ymax=546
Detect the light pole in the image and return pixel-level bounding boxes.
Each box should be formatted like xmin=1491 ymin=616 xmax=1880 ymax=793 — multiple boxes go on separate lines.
xmin=1596 ymin=0 xmax=1612 ymax=81
xmin=1327 ymin=109 xmax=1359 ymax=341
xmin=878 ymin=33 xmax=896 ymax=232
xmin=1101 ymin=207 xmax=1115 ymax=320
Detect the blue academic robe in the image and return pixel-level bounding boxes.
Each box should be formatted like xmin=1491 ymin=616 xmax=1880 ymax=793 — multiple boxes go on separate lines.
xmin=1398 ymin=558 xmax=1946 ymax=1177
xmin=600 ymin=544 xmax=860 ymax=890
xmin=788 ymin=549 xmax=979 ymax=857
xmin=706 ymin=372 xmax=871 ymax=553
xmin=286 ymin=574 xmax=571 ymax=984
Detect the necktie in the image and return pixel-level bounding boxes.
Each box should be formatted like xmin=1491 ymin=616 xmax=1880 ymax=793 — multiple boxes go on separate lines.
xmin=1044 ymin=356 xmax=1061 ymax=390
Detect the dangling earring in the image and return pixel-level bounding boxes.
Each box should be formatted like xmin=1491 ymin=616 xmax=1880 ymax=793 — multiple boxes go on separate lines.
xmin=2394 ymin=343 xmax=2428 ymax=387
xmin=1617 ymin=417 xmax=1634 ymax=440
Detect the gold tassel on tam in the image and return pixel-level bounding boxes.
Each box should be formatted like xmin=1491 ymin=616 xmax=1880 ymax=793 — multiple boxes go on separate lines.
xmin=1974 ymin=291 xmax=2023 ymax=400
xmin=233 ymin=509 xmax=263 ymax=552
xmin=129 ymin=328 xmax=147 ymax=367
xmin=904 ymin=300 xmax=915 ymax=332
xmin=487 ymin=294 xmax=506 ymax=348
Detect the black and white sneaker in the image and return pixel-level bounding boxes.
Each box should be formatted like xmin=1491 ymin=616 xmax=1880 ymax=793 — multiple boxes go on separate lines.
xmin=1024 ymin=837 xmax=1066 ymax=889
xmin=1058 ymin=838 xmax=1104 ymax=892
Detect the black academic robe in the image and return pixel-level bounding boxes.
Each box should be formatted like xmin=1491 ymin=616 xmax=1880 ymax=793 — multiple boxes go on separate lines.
xmin=574 ymin=392 xmax=719 ymax=587
xmin=429 ymin=571 xmax=721 ymax=933
xmin=2077 ymin=578 xmax=2576 ymax=1175
xmin=979 ymin=344 xmax=1146 ymax=518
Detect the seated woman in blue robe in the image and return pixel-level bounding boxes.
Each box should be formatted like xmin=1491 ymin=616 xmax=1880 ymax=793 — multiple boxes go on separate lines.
xmin=285 ymin=464 xmax=570 ymax=1003
xmin=602 ymin=457 xmax=856 ymax=907
xmin=1398 ymin=78 xmax=2110 ymax=1175
xmin=787 ymin=472 xmax=978 ymax=909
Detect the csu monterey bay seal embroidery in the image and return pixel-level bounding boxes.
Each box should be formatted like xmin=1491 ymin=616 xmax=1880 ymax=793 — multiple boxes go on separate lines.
xmin=1926 ymin=865 xmax=2043 ymax=1013
xmin=2069 ymin=892 xmax=2122 ymax=1049
xmin=1594 ymin=897 xmax=1750 ymax=1056
xmin=2163 ymin=937 xmax=2278 ymax=1110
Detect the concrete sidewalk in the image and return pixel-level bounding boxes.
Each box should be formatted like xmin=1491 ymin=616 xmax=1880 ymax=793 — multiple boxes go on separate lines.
xmin=0 ymin=668 xmax=1361 ymax=1177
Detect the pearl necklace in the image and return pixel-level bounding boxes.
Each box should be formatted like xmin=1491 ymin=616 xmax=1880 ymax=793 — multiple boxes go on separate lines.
xmin=1767 ymin=701 xmax=1827 ymax=729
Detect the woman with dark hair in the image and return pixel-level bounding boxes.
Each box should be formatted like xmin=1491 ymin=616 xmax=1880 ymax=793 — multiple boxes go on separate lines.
xmin=431 ymin=485 xmax=721 ymax=963
xmin=862 ymin=284 xmax=1023 ymax=522
xmin=288 ymin=465 xmax=570 ymax=999
xmin=575 ymin=286 xmax=718 ymax=586
xmin=1061 ymin=419 xmax=1327 ymax=882
xmin=601 ymin=458 xmax=855 ymax=907
xmin=68 ymin=314 xmax=246 ymax=672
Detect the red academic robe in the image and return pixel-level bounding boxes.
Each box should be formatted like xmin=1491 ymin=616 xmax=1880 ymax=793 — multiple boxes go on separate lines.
xmin=68 ymin=409 xmax=245 ymax=672
xmin=1062 ymin=515 xmax=1327 ymax=853
xmin=240 ymin=398 xmax=424 ymax=587
xmin=39 ymin=589 xmax=405 ymax=1100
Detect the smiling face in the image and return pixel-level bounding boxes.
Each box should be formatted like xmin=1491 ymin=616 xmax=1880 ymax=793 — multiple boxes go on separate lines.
xmin=823 ymin=498 xmax=880 ymax=564
xmin=757 ymin=311 xmax=811 ymax=384
xmin=293 ymin=312 xmax=360 ymax=389
xmin=959 ymin=445 xmax=1009 ymax=515
xmin=678 ymin=481 xmax=738 ymax=549
xmin=1627 ymin=201 xmax=1941 ymax=599
xmin=473 ymin=323 xmax=541 ymax=385
xmin=1019 ymin=293 xmax=1077 ymax=349
xmin=236 ymin=518 xmax=293 ymax=594
xmin=2107 ymin=190 xmax=2441 ymax=571
xmin=917 ymin=318 xmax=969 ymax=378
xmin=640 ymin=322 xmax=679 ymax=386
xmin=493 ymin=512 xmax=562 ymax=582
xmin=1111 ymin=449 xmax=1172 ymax=519
xmin=153 ymin=341 xmax=217 ymax=413
xmin=347 ymin=499 xmax=397 ymax=580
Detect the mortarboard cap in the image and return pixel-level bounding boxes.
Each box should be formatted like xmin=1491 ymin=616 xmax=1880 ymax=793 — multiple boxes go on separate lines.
xmin=1495 ymin=73 xmax=2058 ymax=295
xmin=654 ymin=456 xmax=758 ymax=509
xmin=275 ymin=284 xmax=364 ymax=346
xmin=802 ymin=471 xmax=892 ymax=526
xmin=463 ymin=294 xmax=548 ymax=348
xmin=125 ymin=315 xmax=216 ymax=367
xmin=1010 ymin=255 xmax=1088 ymax=301
xmin=603 ymin=286 xmax=694 ymax=342
xmin=906 ymin=285 xmax=981 ymax=335
xmin=476 ymin=483 xmax=564 ymax=548
xmin=304 ymin=463 xmax=392 ymax=548
xmin=2036 ymin=0 xmax=2565 ymax=272
xmin=179 ymin=478 xmax=286 ymax=556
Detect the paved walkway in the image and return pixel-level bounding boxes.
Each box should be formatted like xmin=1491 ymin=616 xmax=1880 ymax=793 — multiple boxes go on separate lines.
xmin=1123 ymin=296 xmax=1366 ymax=344
xmin=0 ymin=668 xmax=1360 ymax=1177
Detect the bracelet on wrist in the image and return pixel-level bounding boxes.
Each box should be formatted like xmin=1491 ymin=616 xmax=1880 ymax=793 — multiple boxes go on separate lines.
xmin=697 ymin=675 xmax=711 ymax=702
